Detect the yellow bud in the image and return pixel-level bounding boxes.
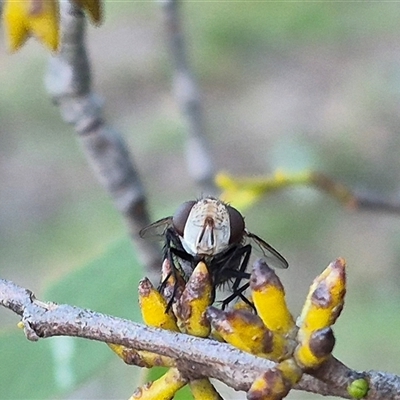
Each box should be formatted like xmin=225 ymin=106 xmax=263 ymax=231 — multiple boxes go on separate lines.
xmin=276 ymin=359 xmax=302 ymax=387
xmin=129 ymin=368 xmax=187 ymax=400
xmin=139 ymin=278 xmax=179 ymax=331
xmin=3 ymin=0 xmax=59 ymax=52
xmin=108 ymin=345 xmax=176 ymax=368
xmin=160 ymin=259 xmax=185 ymax=306
xmin=295 ymin=259 xmax=346 ymax=369
xmin=298 ymin=258 xmax=346 ymax=333
xmin=174 ymin=262 xmax=212 ymax=337
xmin=189 ymin=379 xmax=222 ymax=400
xmin=247 ymin=368 xmax=289 ymax=400
xmin=207 ymin=307 xmax=292 ymax=361
xmin=207 ymin=307 xmax=272 ymax=356
xmin=247 ymin=358 xmax=302 ymax=400
xmin=251 ymin=259 xmax=295 ymax=336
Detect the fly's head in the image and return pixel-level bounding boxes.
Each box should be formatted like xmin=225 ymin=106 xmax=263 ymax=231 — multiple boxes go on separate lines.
xmin=172 ymin=198 xmax=245 ymax=257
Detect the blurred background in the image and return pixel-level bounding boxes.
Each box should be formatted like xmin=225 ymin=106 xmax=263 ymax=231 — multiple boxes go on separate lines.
xmin=1 ymin=1 xmax=400 ymax=399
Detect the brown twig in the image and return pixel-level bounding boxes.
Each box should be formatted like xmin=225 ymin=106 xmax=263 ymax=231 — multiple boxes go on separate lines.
xmin=44 ymin=0 xmax=160 ymax=273
xmin=161 ymin=0 xmax=216 ymax=194
xmin=1 ymin=278 xmax=400 ymax=399
xmin=311 ymin=172 xmax=400 ymax=215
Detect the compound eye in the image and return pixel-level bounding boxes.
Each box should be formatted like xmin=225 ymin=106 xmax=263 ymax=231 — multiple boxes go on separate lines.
xmin=172 ymin=200 xmax=196 ymax=236
xmin=227 ymin=205 xmax=245 ymax=244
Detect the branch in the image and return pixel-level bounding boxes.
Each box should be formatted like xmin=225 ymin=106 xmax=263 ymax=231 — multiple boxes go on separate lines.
xmin=44 ymin=0 xmax=160 ymax=273
xmin=310 ymin=172 xmax=400 ymax=215
xmin=1 ymin=278 xmax=399 ymax=399
xmin=217 ymin=171 xmax=400 ymax=216
xmin=161 ymin=0 xmax=216 ymax=194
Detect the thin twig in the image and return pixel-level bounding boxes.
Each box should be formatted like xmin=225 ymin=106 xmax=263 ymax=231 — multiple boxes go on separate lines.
xmin=217 ymin=171 xmax=400 ymax=216
xmin=161 ymin=0 xmax=216 ymax=194
xmin=352 ymin=196 xmax=400 ymax=214
xmin=44 ymin=0 xmax=160 ymax=273
xmin=1 ymin=278 xmax=400 ymax=399
xmin=310 ymin=172 xmax=400 ymax=214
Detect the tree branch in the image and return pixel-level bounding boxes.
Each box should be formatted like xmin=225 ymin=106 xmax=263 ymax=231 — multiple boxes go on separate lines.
xmin=1 ymin=278 xmax=399 ymax=399
xmin=44 ymin=0 xmax=161 ymax=273
xmin=161 ymin=0 xmax=216 ymax=194
xmin=310 ymin=172 xmax=400 ymax=215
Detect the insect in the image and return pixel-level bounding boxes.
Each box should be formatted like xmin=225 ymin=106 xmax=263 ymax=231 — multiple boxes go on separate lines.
xmin=139 ymin=197 xmax=288 ymax=308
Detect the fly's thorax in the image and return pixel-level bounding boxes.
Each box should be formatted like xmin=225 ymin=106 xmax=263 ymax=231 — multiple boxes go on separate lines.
xmin=181 ymin=198 xmax=231 ymax=256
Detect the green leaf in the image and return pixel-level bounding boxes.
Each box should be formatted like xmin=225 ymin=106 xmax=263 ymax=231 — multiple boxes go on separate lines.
xmin=0 ymin=237 xmax=147 ymax=399
xmin=0 ymin=330 xmax=56 ymax=399
xmin=44 ymin=237 xmax=143 ymax=319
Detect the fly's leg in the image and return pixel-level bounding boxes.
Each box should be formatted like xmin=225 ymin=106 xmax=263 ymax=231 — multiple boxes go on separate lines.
xmin=158 ymin=242 xmax=176 ymax=311
xmin=158 ymin=229 xmax=196 ymax=311
xmin=170 ymin=247 xmax=193 ymax=262
xmin=159 ymin=230 xmax=183 ymax=311
xmin=238 ymin=291 xmax=254 ymax=309
xmin=219 ymin=245 xmax=253 ymax=309
xmin=226 ymin=270 xmax=251 ymax=281
xmin=220 ymin=282 xmax=254 ymax=310
xmin=231 ymin=244 xmax=252 ymax=292
xmin=213 ymin=244 xmax=251 ymax=286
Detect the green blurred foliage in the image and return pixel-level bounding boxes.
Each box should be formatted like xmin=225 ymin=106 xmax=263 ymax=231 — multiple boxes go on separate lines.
xmin=1 ymin=1 xmax=400 ymax=399
xmin=0 ymin=239 xmax=144 ymax=399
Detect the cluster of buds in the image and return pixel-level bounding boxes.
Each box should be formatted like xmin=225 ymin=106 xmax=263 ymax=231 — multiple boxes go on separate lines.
xmin=109 ymin=260 xmax=219 ymax=399
xmin=109 ymin=257 xmax=368 ymax=400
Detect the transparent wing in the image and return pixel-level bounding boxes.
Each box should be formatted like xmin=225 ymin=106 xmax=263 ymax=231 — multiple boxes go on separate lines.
xmin=245 ymin=229 xmax=289 ymax=269
xmin=139 ymin=217 xmax=173 ymax=241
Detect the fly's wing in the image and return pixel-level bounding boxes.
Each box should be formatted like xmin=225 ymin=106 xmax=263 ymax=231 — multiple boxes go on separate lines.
xmin=139 ymin=217 xmax=173 ymax=241
xmin=245 ymin=229 xmax=289 ymax=269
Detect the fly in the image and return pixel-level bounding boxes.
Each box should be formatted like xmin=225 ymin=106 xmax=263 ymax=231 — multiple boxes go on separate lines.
xmin=139 ymin=197 xmax=288 ymax=308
